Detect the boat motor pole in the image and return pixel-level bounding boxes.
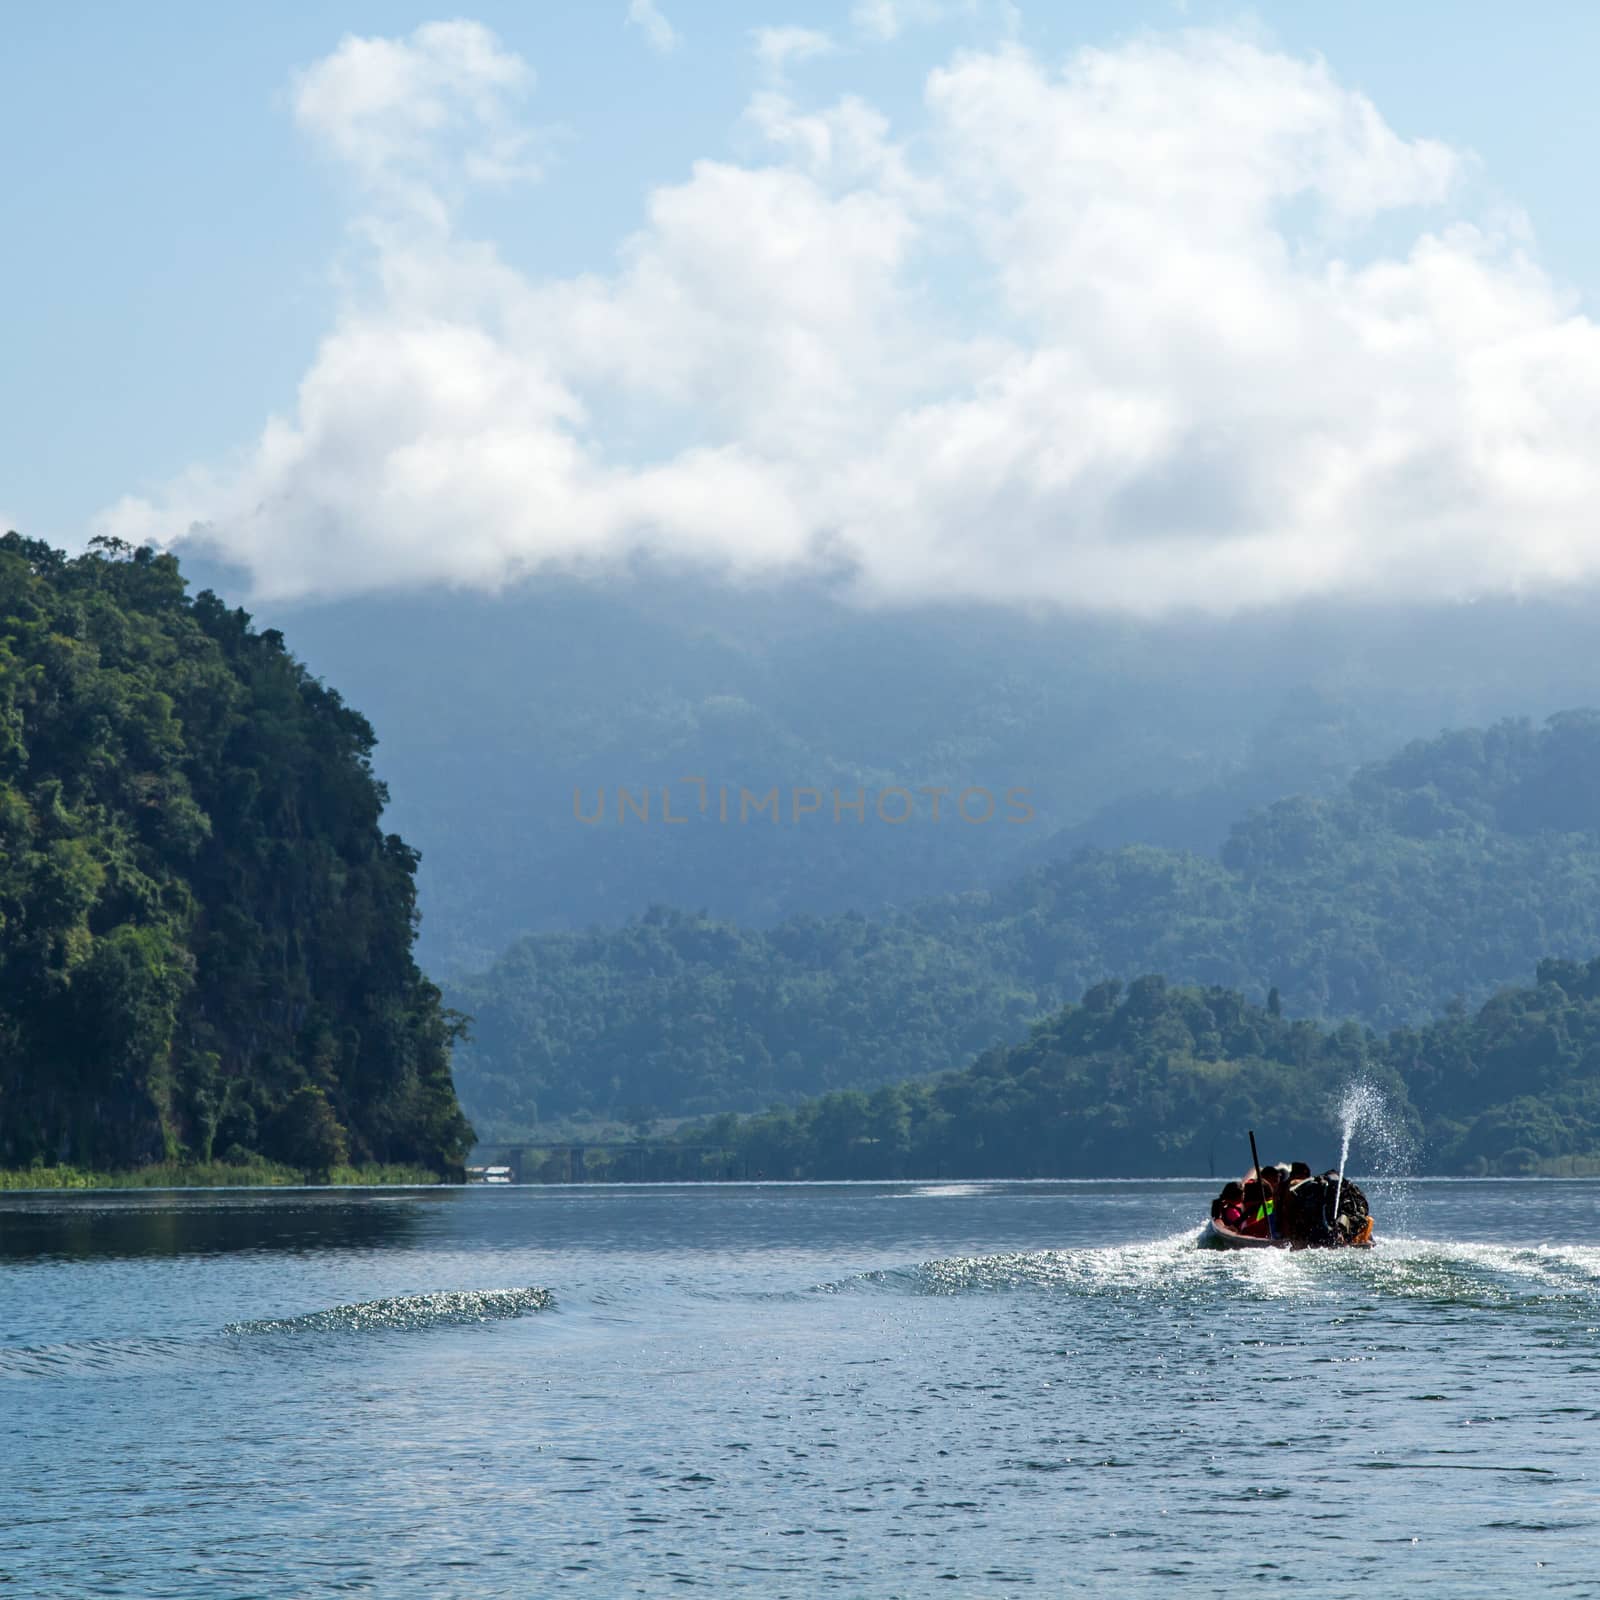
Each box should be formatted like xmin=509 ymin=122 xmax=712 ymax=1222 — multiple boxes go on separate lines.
xmin=1248 ymin=1129 xmax=1278 ymax=1241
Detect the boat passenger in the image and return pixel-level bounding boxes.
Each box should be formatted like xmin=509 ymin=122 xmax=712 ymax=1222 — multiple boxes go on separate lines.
xmin=1212 ymin=1181 xmax=1245 ymax=1229
xmin=1238 ymin=1179 xmax=1272 ymax=1236
xmin=1251 ymin=1168 xmax=1286 ymax=1235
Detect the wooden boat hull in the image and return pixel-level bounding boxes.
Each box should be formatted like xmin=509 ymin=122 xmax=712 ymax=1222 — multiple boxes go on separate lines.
xmin=1202 ymin=1218 xmax=1288 ymax=1249
xmin=1201 ymin=1217 xmax=1376 ymax=1250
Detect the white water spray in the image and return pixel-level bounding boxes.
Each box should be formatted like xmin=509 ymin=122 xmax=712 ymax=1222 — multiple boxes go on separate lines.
xmin=1331 ymin=1079 xmax=1412 ymax=1231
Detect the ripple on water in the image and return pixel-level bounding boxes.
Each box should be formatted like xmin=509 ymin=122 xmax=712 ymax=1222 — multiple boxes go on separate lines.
xmin=0 ymin=1334 xmax=205 ymax=1381
xmin=5 ymin=1184 xmax=1598 ymax=1596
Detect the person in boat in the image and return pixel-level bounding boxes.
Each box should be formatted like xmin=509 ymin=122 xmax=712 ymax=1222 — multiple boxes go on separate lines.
xmin=1237 ymin=1177 xmax=1273 ymax=1236
xmin=1211 ymin=1181 xmax=1246 ymax=1229
xmin=1209 ymin=1161 xmax=1375 ymax=1246
xmin=1276 ymin=1167 xmax=1323 ymax=1244
xmin=1251 ymin=1163 xmax=1294 ymax=1235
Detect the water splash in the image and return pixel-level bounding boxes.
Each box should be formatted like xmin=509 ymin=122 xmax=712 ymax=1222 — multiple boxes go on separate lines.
xmin=1331 ymin=1078 xmax=1415 ymax=1228
xmin=226 ymin=1286 xmax=553 ymax=1335
xmin=813 ymin=1234 xmax=1600 ymax=1314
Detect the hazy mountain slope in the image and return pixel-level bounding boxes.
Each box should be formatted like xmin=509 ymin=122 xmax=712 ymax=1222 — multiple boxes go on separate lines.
xmin=450 ymin=713 xmax=1600 ymax=1136
xmin=200 ymin=555 xmax=1600 ymax=972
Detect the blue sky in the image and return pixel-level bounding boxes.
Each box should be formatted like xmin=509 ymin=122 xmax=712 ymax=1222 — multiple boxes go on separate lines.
xmin=6 ymin=2 xmax=1600 ymax=613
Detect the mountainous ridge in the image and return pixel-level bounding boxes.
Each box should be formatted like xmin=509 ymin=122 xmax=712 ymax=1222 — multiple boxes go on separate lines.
xmin=193 ymin=552 xmax=1600 ymax=970
xmin=451 ymin=711 xmax=1600 ymax=1138
xmin=698 ymin=953 xmax=1600 ymax=1179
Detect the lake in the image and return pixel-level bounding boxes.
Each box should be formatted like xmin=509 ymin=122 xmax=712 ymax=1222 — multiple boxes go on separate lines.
xmin=2 ymin=1179 xmax=1596 ymax=1597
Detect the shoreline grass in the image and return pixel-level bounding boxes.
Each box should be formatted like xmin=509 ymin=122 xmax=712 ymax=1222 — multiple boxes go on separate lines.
xmin=0 ymin=1160 xmax=452 ymax=1191
xmin=6 ymin=1157 xmax=1596 ymax=1190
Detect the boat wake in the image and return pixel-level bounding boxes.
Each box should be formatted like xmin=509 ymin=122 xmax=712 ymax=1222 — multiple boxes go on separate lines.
xmin=813 ymin=1231 xmax=1600 ymax=1313
xmin=0 ymin=1287 xmax=556 ymax=1380
xmin=226 ymin=1286 xmax=554 ymax=1335
xmin=1354 ymin=1236 xmax=1600 ymax=1310
xmin=814 ymin=1231 xmax=1215 ymax=1301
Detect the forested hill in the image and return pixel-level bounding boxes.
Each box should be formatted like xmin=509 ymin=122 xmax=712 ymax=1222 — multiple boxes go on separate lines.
xmin=0 ymin=534 xmax=473 ymax=1174
xmin=709 ymin=956 xmax=1600 ymax=1179
xmin=451 ymin=713 xmax=1600 ymax=1136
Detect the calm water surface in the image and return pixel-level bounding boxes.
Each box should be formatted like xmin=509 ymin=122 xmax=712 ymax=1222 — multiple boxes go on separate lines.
xmin=2 ymin=1179 xmax=1596 ymax=1597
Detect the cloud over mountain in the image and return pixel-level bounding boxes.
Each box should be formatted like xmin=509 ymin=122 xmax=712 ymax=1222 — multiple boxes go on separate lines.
xmin=100 ymin=20 xmax=1600 ymax=613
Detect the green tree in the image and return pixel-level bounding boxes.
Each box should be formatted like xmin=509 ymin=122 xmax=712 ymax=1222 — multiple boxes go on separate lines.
xmin=273 ymin=1086 xmax=349 ymax=1180
xmin=0 ymin=534 xmax=474 ymax=1176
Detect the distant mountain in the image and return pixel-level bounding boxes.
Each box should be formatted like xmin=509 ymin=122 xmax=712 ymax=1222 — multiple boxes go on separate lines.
xmin=449 ymin=713 xmax=1600 ymax=1137
xmin=704 ymin=955 xmax=1600 ymax=1180
xmin=199 ymin=553 xmax=1600 ymax=972
xmin=0 ymin=536 xmax=472 ymax=1175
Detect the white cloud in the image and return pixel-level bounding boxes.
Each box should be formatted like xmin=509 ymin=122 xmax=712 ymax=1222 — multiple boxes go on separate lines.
xmin=102 ymin=24 xmax=1600 ymax=615
xmin=291 ymin=21 xmax=542 ymax=222
xmin=752 ymin=25 xmax=837 ymax=75
xmin=627 ymin=0 xmax=679 ymax=55
xmin=851 ymin=0 xmax=977 ymax=43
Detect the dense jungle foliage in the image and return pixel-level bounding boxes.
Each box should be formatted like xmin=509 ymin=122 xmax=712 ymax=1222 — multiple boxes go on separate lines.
xmin=0 ymin=534 xmax=473 ymax=1174
xmin=452 ymin=712 xmax=1600 ymax=1136
xmin=699 ymin=956 xmax=1600 ymax=1178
